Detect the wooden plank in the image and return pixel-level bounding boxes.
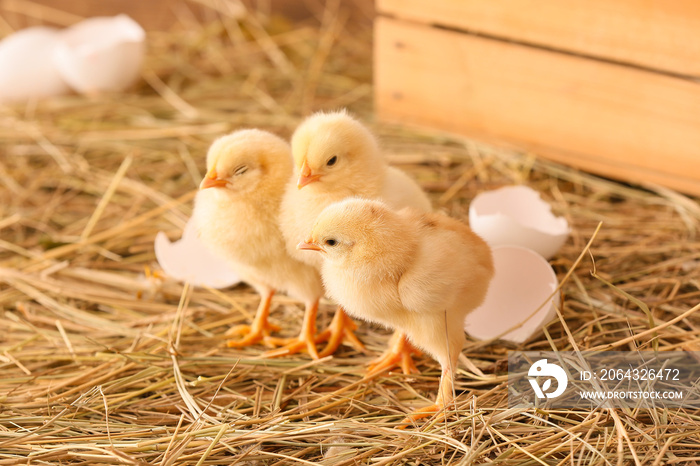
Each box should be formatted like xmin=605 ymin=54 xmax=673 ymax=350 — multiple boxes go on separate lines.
xmin=374 ymin=17 xmax=700 ymax=196
xmin=377 ymin=0 xmax=700 ymax=77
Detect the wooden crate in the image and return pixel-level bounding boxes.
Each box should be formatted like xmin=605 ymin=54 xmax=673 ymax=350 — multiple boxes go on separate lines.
xmin=375 ymin=0 xmax=700 ymax=195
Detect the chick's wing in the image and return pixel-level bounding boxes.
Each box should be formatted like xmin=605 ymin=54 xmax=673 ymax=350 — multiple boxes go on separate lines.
xmin=381 ymin=166 xmax=432 ymax=212
xmin=397 ymin=211 xmax=493 ymax=316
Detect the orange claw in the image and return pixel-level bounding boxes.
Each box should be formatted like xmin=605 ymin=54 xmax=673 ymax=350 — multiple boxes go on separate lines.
xmin=263 ymin=299 xmax=321 ymax=359
xmin=397 ymin=403 xmax=444 ymax=429
xmin=366 ymin=331 xmax=421 ymax=377
xmin=226 ymin=290 xmax=280 ymax=348
xmin=317 ymin=306 xmax=366 ymax=358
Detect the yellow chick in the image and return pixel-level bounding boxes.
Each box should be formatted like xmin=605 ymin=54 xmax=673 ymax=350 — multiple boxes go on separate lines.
xmin=193 ymin=129 xmax=324 ymax=357
xmin=275 ymin=109 xmax=431 ymax=361
xmin=298 ymin=198 xmax=494 ymax=424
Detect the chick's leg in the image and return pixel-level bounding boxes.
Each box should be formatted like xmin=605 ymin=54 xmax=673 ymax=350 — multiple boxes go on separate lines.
xmin=263 ymin=299 xmax=321 ymax=359
xmin=366 ymin=331 xmax=421 ymax=377
xmin=399 ymin=352 xmax=458 ymax=428
xmin=317 ymin=306 xmax=366 ymax=357
xmin=227 ymin=290 xmax=281 ymax=347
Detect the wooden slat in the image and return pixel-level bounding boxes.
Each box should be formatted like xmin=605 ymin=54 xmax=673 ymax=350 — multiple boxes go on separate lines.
xmin=375 ymin=17 xmax=700 ymax=196
xmin=377 ymin=0 xmax=700 ymax=77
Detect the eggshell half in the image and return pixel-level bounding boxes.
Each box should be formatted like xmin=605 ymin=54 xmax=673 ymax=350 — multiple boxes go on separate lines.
xmin=464 ymin=245 xmax=559 ymax=343
xmin=469 ymin=185 xmax=569 ymax=260
xmin=154 ymin=219 xmax=240 ymax=288
xmin=53 ymin=14 xmax=145 ymax=94
xmin=0 ymin=27 xmax=70 ymax=103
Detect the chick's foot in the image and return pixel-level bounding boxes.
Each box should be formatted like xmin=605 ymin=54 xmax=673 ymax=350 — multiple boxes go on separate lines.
xmin=226 ymin=321 xmax=281 ymax=348
xmin=397 ymin=403 xmax=444 ymax=429
xmin=226 ymin=291 xmax=280 ymax=348
xmin=262 ymin=299 xmax=321 ymax=359
xmin=366 ymin=331 xmax=421 ymax=377
xmin=262 ymin=333 xmax=319 ymax=359
xmin=317 ymin=307 xmax=366 ymax=357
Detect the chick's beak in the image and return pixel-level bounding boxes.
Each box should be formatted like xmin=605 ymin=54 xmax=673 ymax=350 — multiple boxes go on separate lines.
xmin=297 ymin=239 xmax=322 ymax=252
xmin=200 ymin=170 xmax=228 ymax=190
xmin=297 ymin=159 xmax=322 ymax=189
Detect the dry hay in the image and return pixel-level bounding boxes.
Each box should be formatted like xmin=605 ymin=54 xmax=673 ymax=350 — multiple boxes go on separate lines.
xmin=2 ymin=2 xmax=700 ymax=465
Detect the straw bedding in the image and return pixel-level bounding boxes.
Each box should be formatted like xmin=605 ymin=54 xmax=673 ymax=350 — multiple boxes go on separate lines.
xmin=1 ymin=2 xmax=700 ymax=464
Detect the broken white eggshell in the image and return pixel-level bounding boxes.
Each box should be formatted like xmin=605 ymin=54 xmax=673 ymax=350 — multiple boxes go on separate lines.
xmin=469 ymin=185 xmax=570 ymax=260
xmin=53 ymin=14 xmax=145 ymax=94
xmin=0 ymin=26 xmax=70 ymax=103
xmin=465 ymin=245 xmax=559 ymax=343
xmin=154 ymin=218 xmax=240 ymax=289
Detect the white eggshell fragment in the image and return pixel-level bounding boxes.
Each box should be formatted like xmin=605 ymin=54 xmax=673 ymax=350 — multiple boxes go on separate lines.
xmin=469 ymin=185 xmax=570 ymax=260
xmin=53 ymin=14 xmax=145 ymax=94
xmin=154 ymin=219 xmax=240 ymax=289
xmin=0 ymin=27 xmax=70 ymax=103
xmin=465 ymin=245 xmax=559 ymax=343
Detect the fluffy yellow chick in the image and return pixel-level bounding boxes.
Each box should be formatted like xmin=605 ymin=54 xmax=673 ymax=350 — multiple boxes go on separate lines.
xmin=193 ymin=129 xmax=324 ymax=357
xmin=275 ymin=109 xmax=431 ymax=361
xmin=298 ymin=198 xmax=494 ymax=424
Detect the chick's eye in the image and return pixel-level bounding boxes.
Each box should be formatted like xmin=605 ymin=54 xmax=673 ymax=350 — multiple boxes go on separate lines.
xmin=326 ymin=156 xmax=338 ymax=167
xmin=325 ymin=238 xmax=337 ymax=247
xmin=234 ymin=166 xmax=248 ymax=176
